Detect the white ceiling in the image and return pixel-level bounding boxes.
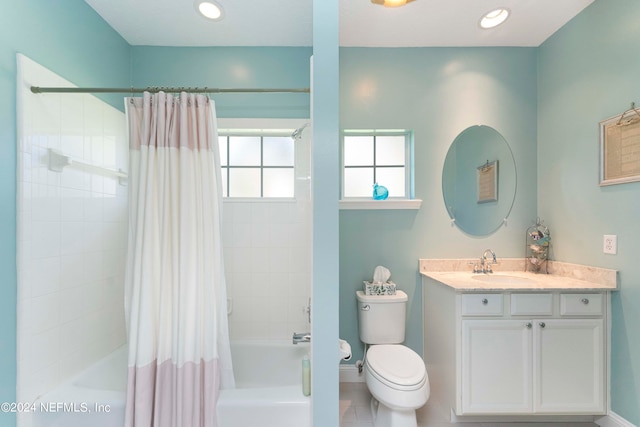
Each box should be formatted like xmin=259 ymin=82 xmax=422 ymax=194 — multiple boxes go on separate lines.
xmin=84 ymin=0 xmax=594 ymax=48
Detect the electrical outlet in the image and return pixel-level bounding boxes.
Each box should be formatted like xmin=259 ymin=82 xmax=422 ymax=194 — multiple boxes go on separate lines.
xmin=603 ymin=234 xmax=617 ymax=255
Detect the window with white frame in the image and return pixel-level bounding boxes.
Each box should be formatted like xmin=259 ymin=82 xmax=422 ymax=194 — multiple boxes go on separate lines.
xmin=342 ymin=130 xmax=413 ymax=199
xmin=218 ymin=133 xmax=295 ymax=198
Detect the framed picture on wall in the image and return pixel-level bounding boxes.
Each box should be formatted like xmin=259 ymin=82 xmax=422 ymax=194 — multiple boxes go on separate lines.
xmin=477 ymin=160 xmax=498 ymax=203
xmin=599 ymin=105 xmax=640 ymax=186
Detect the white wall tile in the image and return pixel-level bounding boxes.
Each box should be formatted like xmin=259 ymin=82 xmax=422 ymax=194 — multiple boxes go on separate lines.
xmin=265 ymin=296 xmax=288 ymax=323
xmin=31 ymin=327 xmax=60 ymax=372
xmin=60 ymin=221 xmax=87 ymax=255
xmin=103 ymin=177 xmax=117 ymax=195
xmin=268 ymin=272 xmax=290 ymax=295
xmin=231 ymin=272 xmax=252 ymax=297
xmin=17 ymin=56 xmax=128 ymax=400
xmin=31 ymin=221 xmax=60 ymax=259
xmin=268 ymin=222 xmax=292 ymax=248
xmin=250 ymin=202 xmax=269 ymax=224
xmin=268 ymin=203 xmax=294 ymax=224
xmin=250 ymin=221 xmax=270 ymax=247
xmin=222 ymin=202 xmax=234 ymax=223
xmin=232 ymin=221 xmax=253 ymax=247
xmin=225 ymin=200 xmax=311 ymax=342
xmin=83 ymin=281 xmax=104 ymax=315
xmin=30 ymin=257 xmax=60 ymax=297
xmin=84 ymin=195 xmax=103 ymax=222
xmin=31 ymin=184 xmax=61 ymax=222
xmin=59 ymin=254 xmax=85 ymax=289
xmin=30 ymin=293 xmax=60 ymax=334
xmin=268 ymin=247 xmax=291 ymax=273
xmin=83 ymin=251 xmax=104 ymax=282
xmin=59 ymin=287 xmax=85 ymax=324
xmin=250 ymin=247 xmax=271 ymax=273
xmin=59 ymin=318 xmax=88 ymax=357
xmin=232 ymin=203 xmax=252 ymax=223
xmin=60 ymin=188 xmax=86 ymax=222
xmin=60 ymin=167 xmax=90 ymax=191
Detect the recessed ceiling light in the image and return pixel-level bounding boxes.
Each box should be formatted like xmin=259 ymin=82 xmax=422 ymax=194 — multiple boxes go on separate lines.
xmin=195 ymin=0 xmax=224 ymax=20
xmin=371 ymin=0 xmax=416 ymax=7
xmin=480 ymin=8 xmax=510 ymax=29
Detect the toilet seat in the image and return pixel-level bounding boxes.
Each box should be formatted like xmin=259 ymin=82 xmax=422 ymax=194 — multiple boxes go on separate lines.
xmin=366 ymin=345 xmax=426 ymax=391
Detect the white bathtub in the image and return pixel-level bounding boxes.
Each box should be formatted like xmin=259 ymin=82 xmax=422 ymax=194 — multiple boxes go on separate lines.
xmin=31 ymin=341 xmax=310 ymax=427
xmin=217 ymin=340 xmax=311 ymax=427
xmin=32 ymin=346 xmax=127 ymax=427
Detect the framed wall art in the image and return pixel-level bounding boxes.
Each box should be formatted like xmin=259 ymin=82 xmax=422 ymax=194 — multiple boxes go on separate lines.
xmin=600 ymin=103 xmax=640 ymax=186
xmin=477 ymin=160 xmax=498 ymax=203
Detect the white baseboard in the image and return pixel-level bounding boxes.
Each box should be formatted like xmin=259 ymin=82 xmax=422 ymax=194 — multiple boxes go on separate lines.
xmin=447 ymin=410 xmax=636 ymax=426
xmin=449 ymin=410 xmax=594 ymax=424
xmin=596 ymin=411 xmax=637 ymax=427
xmin=339 ymin=364 xmax=365 ymax=383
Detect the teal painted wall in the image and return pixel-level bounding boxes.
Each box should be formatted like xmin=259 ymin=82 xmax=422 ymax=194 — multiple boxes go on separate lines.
xmin=311 ymin=1 xmax=340 ymax=424
xmin=130 ymin=46 xmax=311 ymax=119
xmin=538 ymin=0 xmax=640 ymax=423
xmin=0 ymin=2 xmax=130 ymax=425
xmin=339 ymin=47 xmax=538 ymax=362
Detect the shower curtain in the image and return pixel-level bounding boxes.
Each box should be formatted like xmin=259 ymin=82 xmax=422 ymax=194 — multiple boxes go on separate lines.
xmin=124 ymin=91 xmax=234 ymax=427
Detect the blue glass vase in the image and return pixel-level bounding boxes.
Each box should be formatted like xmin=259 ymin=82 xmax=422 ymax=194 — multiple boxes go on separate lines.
xmin=373 ymin=183 xmax=389 ymax=200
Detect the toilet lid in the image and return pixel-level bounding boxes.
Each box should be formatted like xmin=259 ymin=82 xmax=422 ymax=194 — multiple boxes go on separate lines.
xmin=366 ymin=345 xmax=426 ymax=387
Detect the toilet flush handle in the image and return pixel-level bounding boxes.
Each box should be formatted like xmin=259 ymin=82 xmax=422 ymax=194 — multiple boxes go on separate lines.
xmin=361 ymin=304 xmax=370 ymax=311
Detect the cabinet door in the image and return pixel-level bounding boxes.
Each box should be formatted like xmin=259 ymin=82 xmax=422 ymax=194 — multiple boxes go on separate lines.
xmin=534 ymin=319 xmax=605 ymax=414
xmin=461 ymin=320 xmax=533 ymax=414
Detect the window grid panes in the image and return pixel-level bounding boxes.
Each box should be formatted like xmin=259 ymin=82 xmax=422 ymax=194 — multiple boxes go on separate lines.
xmin=219 ymin=134 xmax=295 ymax=198
xmin=342 ymin=132 xmax=410 ymax=199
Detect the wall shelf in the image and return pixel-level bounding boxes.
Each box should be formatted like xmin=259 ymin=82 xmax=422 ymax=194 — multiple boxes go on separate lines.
xmin=339 ymin=199 xmax=422 ymax=210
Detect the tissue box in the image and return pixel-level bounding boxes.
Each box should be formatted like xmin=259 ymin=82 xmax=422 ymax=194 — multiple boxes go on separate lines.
xmin=363 ymin=281 xmax=397 ymax=296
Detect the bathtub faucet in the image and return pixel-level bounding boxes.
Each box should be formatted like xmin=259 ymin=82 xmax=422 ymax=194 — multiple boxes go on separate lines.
xmin=292 ymin=332 xmax=311 ymax=344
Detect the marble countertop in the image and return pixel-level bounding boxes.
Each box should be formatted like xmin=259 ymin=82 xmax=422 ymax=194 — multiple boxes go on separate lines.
xmin=419 ymin=258 xmax=618 ymax=291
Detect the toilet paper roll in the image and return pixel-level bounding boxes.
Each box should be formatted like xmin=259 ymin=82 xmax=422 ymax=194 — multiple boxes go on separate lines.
xmin=339 ymin=339 xmax=352 ymax=361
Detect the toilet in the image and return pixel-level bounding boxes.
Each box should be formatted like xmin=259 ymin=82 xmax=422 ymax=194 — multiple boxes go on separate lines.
xmin=356 ymin=290 xmax=429 ymax=427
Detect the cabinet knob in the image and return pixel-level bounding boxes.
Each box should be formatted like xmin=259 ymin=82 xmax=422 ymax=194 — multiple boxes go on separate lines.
xmin=539 ymin=322 xmax=546 ymax=328
xmin=581 ymin=298 xmax=590 ymax=305
xmin=481 ymin=298 xmax=489 ymax=305
xmin=525 ymin=322 xmax=532 ymax=329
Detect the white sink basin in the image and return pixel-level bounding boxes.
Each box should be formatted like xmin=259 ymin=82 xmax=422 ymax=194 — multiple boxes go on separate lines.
xmin=472 ymin=274 xmax=536 ymax=286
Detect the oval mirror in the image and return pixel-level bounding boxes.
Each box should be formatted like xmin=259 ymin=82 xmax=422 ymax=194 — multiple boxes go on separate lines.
xmin=442 ymin=125 xmax=517 ymax=236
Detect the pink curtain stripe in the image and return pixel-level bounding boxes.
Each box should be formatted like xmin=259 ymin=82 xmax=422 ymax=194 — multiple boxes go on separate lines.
xmin=127 ymin=92 xmax=216 ymax=151
xmin=125 ymin=358 xmax=220 ymax=427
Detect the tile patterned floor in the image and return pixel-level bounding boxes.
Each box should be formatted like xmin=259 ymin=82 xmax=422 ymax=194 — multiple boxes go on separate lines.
xmin=339 ymin=382 xmax=599 ymax=427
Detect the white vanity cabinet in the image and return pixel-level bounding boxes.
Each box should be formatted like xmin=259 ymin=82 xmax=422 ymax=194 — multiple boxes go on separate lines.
xmin=422 ymin=277 xmax=611 ymax=420
xmin=461 ymin=316 xmax=605 ymax=415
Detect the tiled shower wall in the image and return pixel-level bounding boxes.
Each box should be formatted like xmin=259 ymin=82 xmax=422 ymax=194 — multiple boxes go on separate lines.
xmin=222 ymin=200 xmax=312 ymax=341
xmin=16 ymin=55 xmax=128 ymax=403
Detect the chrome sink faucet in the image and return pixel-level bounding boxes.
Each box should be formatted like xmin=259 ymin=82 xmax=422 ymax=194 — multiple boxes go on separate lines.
xmin=292 ymin=332 xmax=311 ymax=344
xmin=481 ymin=249 xmax=497 ymax=273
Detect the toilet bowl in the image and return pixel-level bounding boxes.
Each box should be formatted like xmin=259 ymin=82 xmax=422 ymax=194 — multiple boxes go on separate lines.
xmin=365 ymin=344 xmax=429 ymax=427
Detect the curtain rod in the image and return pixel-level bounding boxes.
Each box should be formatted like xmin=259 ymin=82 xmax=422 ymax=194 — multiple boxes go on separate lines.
xmin=30 ymin=86 xmax=310 ymax=94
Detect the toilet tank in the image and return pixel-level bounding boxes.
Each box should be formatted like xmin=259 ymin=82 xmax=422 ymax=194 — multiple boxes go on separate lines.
xmin=356 ymin=290 xmax=408 ymax=344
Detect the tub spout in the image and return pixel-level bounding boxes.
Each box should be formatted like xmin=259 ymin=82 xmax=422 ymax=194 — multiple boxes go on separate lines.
xmin=292 ymin=332 xmax=311 ymax=344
